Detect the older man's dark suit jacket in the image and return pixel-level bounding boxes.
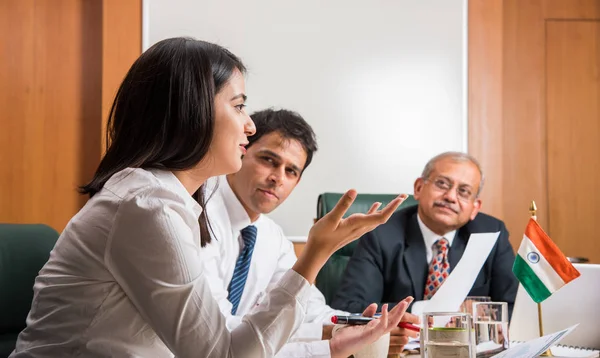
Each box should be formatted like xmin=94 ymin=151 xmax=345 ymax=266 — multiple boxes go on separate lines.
xmin=331 ymin=205 xmax=518 ymax=316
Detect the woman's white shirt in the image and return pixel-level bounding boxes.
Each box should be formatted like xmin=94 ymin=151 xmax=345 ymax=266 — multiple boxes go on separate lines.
xmin=11 ymin=168 xmax=311 ymax=358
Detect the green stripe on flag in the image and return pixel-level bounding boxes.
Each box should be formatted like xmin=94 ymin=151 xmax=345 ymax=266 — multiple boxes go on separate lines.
xmin=513 ymin=255 xmax=552 ymax=303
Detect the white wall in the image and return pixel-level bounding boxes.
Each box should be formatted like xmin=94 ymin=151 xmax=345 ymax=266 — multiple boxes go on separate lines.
xmin=145 ymin=0 xmax=467 ymax=237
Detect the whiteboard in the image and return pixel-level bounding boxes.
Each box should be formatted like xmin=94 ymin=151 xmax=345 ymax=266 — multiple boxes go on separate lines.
xmin=144 ymin=0 xmax=467 ymax=237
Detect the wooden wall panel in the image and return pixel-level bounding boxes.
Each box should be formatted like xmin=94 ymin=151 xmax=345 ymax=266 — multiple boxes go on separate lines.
xmin=101 ymin=0 xmax=142 ymax=153
xmin=0 ymin=0 xmax=141 ymax=232
xmin=0 ymin=1 xmax=102 ymax=231
xmin=501 ymin=0 xmax=550 ymax=249
xmin=469 ymin=0 xmax=600 ymax=260
xmin=546 ymin=20 xmax=600 ymax=263
xmin=467 ymin=0 xmax=504 ymax=223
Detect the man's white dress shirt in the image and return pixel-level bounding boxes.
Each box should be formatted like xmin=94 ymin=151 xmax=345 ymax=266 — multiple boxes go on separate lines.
xmin=11 ymin=168 xmax=312 ymax=358
xmin=201 ymin=176 xmax=348 ymax=358
xmin=417 ymin=214 xmax=456 ymax=264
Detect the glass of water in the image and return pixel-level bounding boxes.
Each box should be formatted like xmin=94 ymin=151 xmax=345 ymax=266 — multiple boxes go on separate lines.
xmin=472 ymin=302 xmax=509 ymax=357
xmin=422 ymin=311 xmax=474 ymax=358
xmin=461 ymin=296 xmax=491 ymax=316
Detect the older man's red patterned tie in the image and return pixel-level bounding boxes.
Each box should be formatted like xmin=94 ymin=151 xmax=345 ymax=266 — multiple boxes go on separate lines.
xmin=424 ymin=238 xmax=450 ymax=300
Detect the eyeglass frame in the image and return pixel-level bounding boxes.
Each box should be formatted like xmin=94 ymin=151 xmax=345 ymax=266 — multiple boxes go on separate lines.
xmin=422 ymin=176 xmax=479 ymax=202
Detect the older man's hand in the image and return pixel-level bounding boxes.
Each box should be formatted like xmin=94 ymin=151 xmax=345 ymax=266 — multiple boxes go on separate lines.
xmin=388 ymin=311 xmax=420 ymax=354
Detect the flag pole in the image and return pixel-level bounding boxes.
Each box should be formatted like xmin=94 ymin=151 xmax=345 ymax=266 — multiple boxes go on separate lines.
xmin=530 ymin=200 xmax=553 ymax=357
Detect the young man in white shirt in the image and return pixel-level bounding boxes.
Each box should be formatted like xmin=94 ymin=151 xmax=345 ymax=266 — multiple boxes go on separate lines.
xmin=200 ymin=109 xmax=418 ymax=357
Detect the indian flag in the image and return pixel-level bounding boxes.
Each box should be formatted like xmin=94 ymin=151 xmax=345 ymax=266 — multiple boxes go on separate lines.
xmin=512 ymin=218 xmax=580 ymax=303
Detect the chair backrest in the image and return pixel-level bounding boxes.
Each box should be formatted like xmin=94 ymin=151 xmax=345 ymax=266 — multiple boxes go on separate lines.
xmin=314 ymin=193 xmax=418 ymax=304
xmin=0 ymin=224 xmax=59 ymax=356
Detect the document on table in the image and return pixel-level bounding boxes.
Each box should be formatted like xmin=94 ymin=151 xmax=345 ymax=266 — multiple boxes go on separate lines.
xmin=491 ymin=324 xmax=578 ymax=358
xmin=411 ymin=232 xmax=500 ymax=318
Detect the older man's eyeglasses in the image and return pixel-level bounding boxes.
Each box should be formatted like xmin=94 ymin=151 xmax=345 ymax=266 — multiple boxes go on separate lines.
xmin=424 ymin=177 xmax=476 ymax=202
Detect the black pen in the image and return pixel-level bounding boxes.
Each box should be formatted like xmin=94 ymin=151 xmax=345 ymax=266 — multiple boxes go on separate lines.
xmin=331 ymin=315 xmax=373 ymax=325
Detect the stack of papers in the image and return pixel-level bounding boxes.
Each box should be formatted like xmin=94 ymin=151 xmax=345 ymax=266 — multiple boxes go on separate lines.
xmin=491 ymin=324 xmax=577 ymax=358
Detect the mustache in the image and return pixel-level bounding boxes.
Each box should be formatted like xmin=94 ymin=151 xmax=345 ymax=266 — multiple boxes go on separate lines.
xmin=433 ymin=201 xmax=459 ymax=213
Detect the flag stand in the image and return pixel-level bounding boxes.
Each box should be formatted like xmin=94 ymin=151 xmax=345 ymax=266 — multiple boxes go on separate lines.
xmin=537 ymin=303 xmax=552 ymax=356
xmin=530 ymin=201 xmax=553 ymax=357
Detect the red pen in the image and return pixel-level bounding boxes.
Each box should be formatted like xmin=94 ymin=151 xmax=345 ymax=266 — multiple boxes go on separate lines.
xmin=331 ymin=315 xmax=420 ymax=332
xmin=398 ymin=322 xmax=421 ymax=333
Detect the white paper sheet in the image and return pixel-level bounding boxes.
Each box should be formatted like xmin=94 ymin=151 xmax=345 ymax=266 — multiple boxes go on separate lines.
xmin=411 ymin=232 xmax=500 ymax=321
xmin=491 ymin=324 xmax=578 ymax=358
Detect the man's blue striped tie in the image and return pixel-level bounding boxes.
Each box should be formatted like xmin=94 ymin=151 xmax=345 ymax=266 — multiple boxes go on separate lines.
xmin=227 ymin=225 xmax=257 ymax=315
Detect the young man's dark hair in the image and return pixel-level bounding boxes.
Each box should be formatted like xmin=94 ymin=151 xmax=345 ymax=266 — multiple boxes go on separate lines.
xmin=248 ymin=109 xmax=318 ymax=173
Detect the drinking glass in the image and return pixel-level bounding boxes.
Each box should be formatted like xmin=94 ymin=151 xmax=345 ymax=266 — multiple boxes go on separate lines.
xmin=472 ymin=302 xmax=509 ymax=357
xmin=460 ymin=296 xmax=491 ymax=316
xmin=422 ymin=311 xmax=475 ymax=358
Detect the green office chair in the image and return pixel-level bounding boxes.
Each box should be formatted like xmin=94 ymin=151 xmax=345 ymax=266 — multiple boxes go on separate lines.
xmin=0 ymin=224 xmax=59 ymax=357
xmin=314 ymin=193 xmax=418 ymax=304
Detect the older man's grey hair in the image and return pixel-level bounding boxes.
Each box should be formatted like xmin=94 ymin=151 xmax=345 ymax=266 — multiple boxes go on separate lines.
xmin=421 ymin=151 xmax=485 ymax=198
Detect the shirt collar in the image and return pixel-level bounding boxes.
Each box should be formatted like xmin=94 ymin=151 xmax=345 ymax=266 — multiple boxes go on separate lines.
xmin=417 ymin=212 xmax=456 ymax=249
xmin=150 ymin=169 xmax=203 ymax=218
xmin=218 ymin=176 xmax=253 ymax=233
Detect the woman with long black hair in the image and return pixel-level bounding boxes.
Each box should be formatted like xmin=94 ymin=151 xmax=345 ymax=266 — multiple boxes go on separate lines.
xmin=11 ymin=37 xmax=408 ymax=358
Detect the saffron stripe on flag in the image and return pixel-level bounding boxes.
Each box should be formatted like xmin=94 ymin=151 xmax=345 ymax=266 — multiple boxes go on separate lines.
xmin=517 ymin=236 xmax=565 ymax=292
xmin=513 ymin=255 xmax=552 ymax=303
xmin=524 ymin=219 xmax=580 ymax=283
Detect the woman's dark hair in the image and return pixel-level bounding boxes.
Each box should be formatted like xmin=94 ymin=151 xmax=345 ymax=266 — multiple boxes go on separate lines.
xmin=248 ymin=109 xmax=318 ymax=173
xmin=80 ymin=37 xmax=245 ymax=246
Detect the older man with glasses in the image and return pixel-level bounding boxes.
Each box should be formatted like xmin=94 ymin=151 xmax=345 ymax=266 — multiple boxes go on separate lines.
xmin=331 ymin=152 xmax=518 ymax=322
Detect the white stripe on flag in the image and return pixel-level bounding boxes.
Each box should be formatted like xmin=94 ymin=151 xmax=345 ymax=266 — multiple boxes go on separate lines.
xmin=517 ymin=234 xmax=565 ymax=293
